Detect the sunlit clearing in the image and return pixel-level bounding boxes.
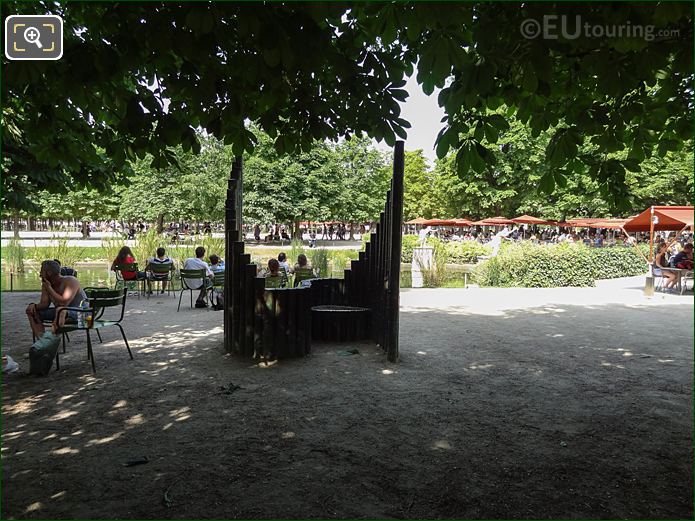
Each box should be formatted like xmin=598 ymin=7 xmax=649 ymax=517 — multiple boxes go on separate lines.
xmin=622 ymin=352 xmax=633 ymax=357
xmin=432 ymin=439 xmax=452 ymax=450
xmin=469 ymin=364 xmax=493 ymax=370
xmin=125 ymin=414 xmax=145 ymax=427
xmin=382 ymin=369 xmax=394 ymax=375
xmin=281 ymin=431 xmax=296 ymax=439
xmin=169 ymin=407 xmax=190 ymax=417
xmin=25 ymin=502 xmax=43 ymax=513
xmin=86 ymin=432 xmax=123 ymax=446
xmin=50 ymin=491 xmax=67 ymax=499
xmin=162 ymin=422 xmax=173 ymax=431
xmin=113 ymin=400 xmax=128 ymax=409
xmin=417 ymin=351 xmax=427 ymax=355
xmin=48 ymin=410 xmax=79 ymax=421
xmin=51 ymin=447 xmax=80 ymax=455
xmin=658 ymin=359 xmax=674 ymax=363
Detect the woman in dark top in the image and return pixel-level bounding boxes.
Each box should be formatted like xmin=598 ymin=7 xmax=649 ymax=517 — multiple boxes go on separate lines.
xmin=654 ymin=243 xmax=677 ymax=291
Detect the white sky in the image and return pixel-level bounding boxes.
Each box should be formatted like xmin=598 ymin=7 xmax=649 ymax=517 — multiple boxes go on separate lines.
xmin=373 ymin=73 xmax=444 ymax=166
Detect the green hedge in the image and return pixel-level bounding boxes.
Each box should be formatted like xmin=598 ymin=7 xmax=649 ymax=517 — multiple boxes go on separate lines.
xmin=444 ymin=241 xmax=491 ymax=264
xmin=401 ymin=236 xmax=491 ymax=263
xmin=474 ymin=242 xmax=648 ymax=288
xmin=401 ymin=235 xmax=419 ymax=262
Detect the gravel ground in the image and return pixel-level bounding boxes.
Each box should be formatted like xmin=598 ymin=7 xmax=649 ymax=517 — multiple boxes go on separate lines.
xmin=2 ymin=277 xmax=692 ymax=519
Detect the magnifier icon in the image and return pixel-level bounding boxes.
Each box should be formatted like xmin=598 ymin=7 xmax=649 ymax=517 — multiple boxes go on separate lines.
xmin=23 ymin=26 xmax=43 ymax=49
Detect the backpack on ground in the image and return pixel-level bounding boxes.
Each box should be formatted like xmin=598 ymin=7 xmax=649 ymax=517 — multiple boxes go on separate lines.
xmin=29 ymin=332 xmax=61 ymax=376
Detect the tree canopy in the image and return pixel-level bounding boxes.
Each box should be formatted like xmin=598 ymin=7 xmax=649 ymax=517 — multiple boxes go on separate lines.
xmin=2 ymin=2 xmax=692 ymax=211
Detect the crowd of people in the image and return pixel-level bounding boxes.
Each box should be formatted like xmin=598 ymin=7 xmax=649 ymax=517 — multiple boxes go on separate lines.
xmin=653 ymin=239 xmax=694 ymax=292
xmin=413 ymin=225 xmax=692 ymax=249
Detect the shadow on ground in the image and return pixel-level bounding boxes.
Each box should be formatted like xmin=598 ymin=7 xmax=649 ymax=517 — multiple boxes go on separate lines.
xmin=2 ymin=291 xmax=693 ymax=519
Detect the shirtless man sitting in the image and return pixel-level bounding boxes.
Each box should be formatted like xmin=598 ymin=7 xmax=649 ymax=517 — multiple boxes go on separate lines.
xmin=26 ymin=260 xmax=87 ymax=337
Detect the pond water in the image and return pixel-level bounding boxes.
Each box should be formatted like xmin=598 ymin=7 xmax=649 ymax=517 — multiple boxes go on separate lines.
xmin=2 ymin=265 xmax=114 ymax=292
xmin=1 ymin=265 xmax=473 ymax=291
xmin=1 ymin=266 xmax=352 ymax=292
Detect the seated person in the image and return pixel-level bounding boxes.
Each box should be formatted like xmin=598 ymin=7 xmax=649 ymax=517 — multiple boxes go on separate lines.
xmin=26 ymin=260 xmax=87 ymax=338
xmin=183 ymin=246 xmax=214 ymax=308
xmin=146 ymin=247 xmax=173 ymax=295
xmin=209 ymin=254 xmax=225 ymax=274
xmin=671 ymin=243 xmax=694 ymax=270
xmin=264 ymin=259 xmax=286 ymax=288
xmin=111 ymin=246 xmax=146 ymax=282
xmin=278 ymin=252 xmax=292 ymax=274
xmin=654 ymin=243 xmax=677 ymax=291
xmin=293 ymin=254 xmax=314 ymax=287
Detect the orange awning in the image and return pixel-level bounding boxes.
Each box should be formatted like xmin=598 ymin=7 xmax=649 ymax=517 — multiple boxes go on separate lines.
xmin=472 ymin=216 xmax=515 ymax=226
xmin=511 ymin=215 xmax=552 ymax=225
xmin=405 ymin=217 xmax=428 ymax=225
xmin=422 ymin=218 xmax=458 ymax=226
xmin=623 ymin=206 xmax=694 ymax=232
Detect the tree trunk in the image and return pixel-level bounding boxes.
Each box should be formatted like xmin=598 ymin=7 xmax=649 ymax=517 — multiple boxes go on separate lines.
xmin=156 ymin=213 xmax=164 ymax=234
xmin=28 ymin=216 xmax=36 ymax=231
xmin=349 ymin=221 xmax=355 ymax=240
xmin=12 ymin=212 xmax=20 ymax=238
xmin=81 ymin=221 xmax=90 ymax=238
xmin=293 ymin=220 xmax=301 ymax=241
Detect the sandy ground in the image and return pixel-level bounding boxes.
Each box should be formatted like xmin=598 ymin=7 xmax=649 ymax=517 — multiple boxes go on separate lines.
xmin=2 ymin=276 xmax=693 ymax=519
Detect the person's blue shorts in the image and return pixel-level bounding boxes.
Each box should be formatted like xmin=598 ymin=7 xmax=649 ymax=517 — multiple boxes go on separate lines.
xmin=38 ymin=307 xmax=78 ymax=323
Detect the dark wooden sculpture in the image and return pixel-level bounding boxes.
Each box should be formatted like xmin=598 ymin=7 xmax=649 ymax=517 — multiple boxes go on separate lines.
xmin=223 ymin=142 xmax=404 ymax=362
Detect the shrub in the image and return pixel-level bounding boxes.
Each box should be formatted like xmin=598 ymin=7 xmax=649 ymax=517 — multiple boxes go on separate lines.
xmin=474 ymin=242 xmax=647 ymax=288
xmin=444 ymin=241 xmax=492 ymax=264
xmin=400 ymin=235 xmax=419 ymax=263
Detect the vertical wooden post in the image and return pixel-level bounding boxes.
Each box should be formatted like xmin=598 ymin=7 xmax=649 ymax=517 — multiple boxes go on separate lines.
xmin=386 ymin=142 xmax=404 ymax=363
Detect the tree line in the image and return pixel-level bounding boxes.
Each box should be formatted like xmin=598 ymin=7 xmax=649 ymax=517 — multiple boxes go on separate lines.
xmin=8 ymin=121 xmax=692 ymax=233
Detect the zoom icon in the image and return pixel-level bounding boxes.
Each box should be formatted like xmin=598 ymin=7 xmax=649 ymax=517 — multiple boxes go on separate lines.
xmin=5 ymin=15 xmax=63 ymax=60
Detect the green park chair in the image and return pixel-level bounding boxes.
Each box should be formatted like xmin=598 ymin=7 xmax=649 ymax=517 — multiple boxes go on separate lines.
xmin=278 ymin=266 xmax=290 ymax=287
xmin=178 ymin=269 xmax=210 ymax=311
xmin=146 ymin=262 xmax=175 ymax=298
xmin=264 ymin=274 xmax=286 ymax=289
xmin=114 ymin=263 xmax=145 ymax=298
xmin=56 ymin=287 xmax=133 ymax=373
xmin=208 ymin=271 xmax=225 ymax=307
xmin=293 ymin=266 xmax=315 ymax=287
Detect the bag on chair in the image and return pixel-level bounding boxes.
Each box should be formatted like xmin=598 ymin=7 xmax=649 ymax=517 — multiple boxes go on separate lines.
xmin=29 ymin=332 xmax=61 ymax=376
xmin=213 ymin=290 xmax=224 ymax=311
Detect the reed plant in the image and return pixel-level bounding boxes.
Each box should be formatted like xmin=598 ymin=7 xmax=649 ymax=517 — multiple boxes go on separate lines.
xmin=309 ymin=248 xmax=329 ymax=278
xmin=4 ymin=238 xmax=25 ymax=273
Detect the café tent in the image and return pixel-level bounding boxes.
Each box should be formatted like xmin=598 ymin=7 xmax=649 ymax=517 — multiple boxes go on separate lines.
xmin=511 ymin=215 xmax=553 ymax=225
xmin=422 ymin=218 xmax=459 ymax=226
xmin=472 ymin=216 xmax=515 ymax=226
xmin=623 ymin=206 xmax=694 ymax=232
xmin=585 ymin=218 xmax=629 ymax=229
xmin=452 ymin=218 xmax=474 ymax=226
xmin=405 ymin=217 xmax=428 ymax=225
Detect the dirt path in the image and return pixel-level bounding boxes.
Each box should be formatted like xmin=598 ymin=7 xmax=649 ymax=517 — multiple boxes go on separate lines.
xmin=2 ymin=279 xmax=692 ymax=519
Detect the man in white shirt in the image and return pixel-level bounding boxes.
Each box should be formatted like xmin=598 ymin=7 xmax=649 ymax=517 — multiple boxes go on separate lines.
xmin=183 ymin=246 xmax=214 ymax=308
